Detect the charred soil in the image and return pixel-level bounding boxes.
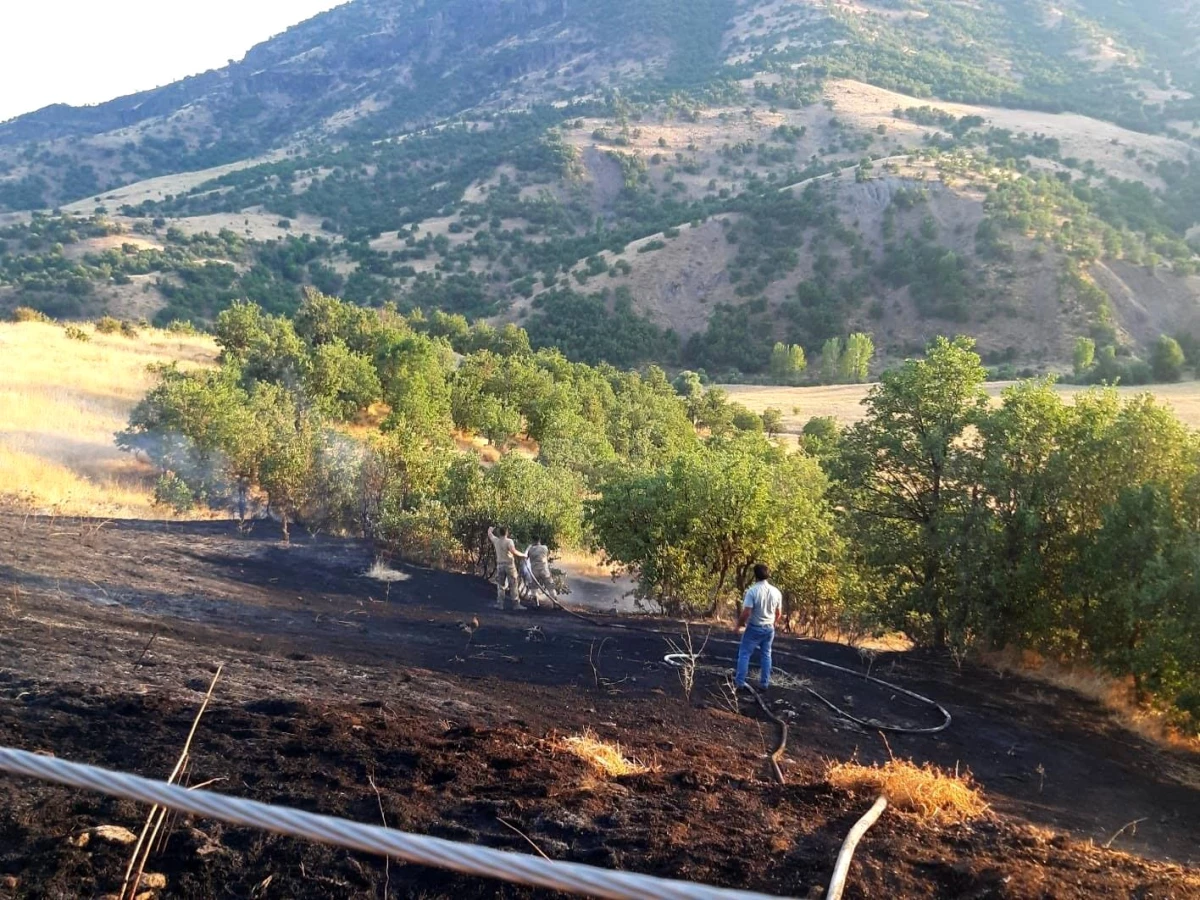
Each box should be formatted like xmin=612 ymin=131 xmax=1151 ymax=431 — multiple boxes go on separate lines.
xmin=0 ymin=511 xmax=1198 ymax=899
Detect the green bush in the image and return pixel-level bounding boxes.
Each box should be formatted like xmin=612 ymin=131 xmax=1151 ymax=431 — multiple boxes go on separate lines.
xmin=154 ymin=473 xmax=195 ymax=513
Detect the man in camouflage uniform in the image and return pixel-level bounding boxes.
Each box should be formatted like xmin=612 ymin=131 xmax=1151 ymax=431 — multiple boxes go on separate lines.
xmin=487 ymin=525 xmax=525 ymax=610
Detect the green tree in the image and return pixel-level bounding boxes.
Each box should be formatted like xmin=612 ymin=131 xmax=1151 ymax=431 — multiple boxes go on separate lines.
xmin=1072 ymin=337 xmax=1096 ymax=378
xmin=693 ymin=387 xmax=734 ymax=437
xmin=762 ymin=407 xmax=784 ymax=437
xmin=443 ymin=455 xmax=584 ymax=572
xmin=834 ymin=336 xmax=988 ymax=647
xmin=732 ymin=404 xmax=764 ymax=433
xmin=841 ymin=333 xmax=875 ymax=383
xmin=799 ymin=415 xmax=840 ymax=457
xmin=1152 ymin=334 xmax=1186 ymax=382
xmin=250 ymin=383 xmax=323 ymax=542
xmin=769 ymin=342 xmax=807 ymax=384
xmin=589 ymin=435 xmax=833 ymax=616
xmin=672 ymin=370 xmax=706 ymax=423
xmin=304 ymin=340 xmax=382 ymax=420
xmin=820 ymin=337 xmax=842 ymax=383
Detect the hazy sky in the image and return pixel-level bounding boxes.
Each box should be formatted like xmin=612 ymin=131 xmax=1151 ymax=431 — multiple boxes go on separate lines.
xmin=0 ymin=1 xmax=347 ymax=123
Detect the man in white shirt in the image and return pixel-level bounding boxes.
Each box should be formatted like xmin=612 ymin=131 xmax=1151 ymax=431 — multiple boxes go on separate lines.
xmin=734 ymin=564 xmax=783 ymax=691
xmin=487 ymin=525 xmax=526 ymax=610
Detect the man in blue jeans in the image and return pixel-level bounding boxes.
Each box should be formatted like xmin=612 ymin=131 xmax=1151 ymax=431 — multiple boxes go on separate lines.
xmin=734 ymin=563 xmax=783 ymax=691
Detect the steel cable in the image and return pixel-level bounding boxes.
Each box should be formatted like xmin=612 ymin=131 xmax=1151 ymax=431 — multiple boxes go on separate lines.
xmin=0 ymin=747 xmax=795 ymax=900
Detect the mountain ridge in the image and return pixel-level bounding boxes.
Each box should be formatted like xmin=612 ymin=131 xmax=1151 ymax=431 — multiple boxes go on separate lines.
xmin=2 ymin=0 xmax=1199 ymax=378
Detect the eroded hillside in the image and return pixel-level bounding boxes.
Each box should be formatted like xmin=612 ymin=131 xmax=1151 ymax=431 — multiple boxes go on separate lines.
xmin=1 ymin=0 xmax=1199 ymax=376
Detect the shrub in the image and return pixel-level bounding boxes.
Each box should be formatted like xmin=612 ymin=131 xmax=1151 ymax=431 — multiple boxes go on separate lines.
xmin=95 ymin=316 xmax=122 ymax=334
xmin=154 ymin=472 xmax=195 ymax=513
xmin=378 ymin=501 xmax=462 ymax=571
xmin=63 ymin=325 xmax=91 ymax=342
xmin=11 ymin=307 xmax=51 ymax=323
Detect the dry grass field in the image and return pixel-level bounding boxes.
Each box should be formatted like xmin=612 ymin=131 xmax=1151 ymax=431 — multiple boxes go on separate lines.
xmin=724 ymin=380 xmax=1200 ymax=436
xmin=0 ymin=321 xmax=217 ymax=517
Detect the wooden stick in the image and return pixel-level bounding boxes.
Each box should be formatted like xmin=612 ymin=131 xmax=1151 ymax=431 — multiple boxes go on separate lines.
xmin=827 ymin=795 xmax=888 ymax=900
xmin=121 ymin=665 xmax=223 ymax=900
xmin=497 ymin=817 xmax=550 ymax=861
xmin=152 ymin=756 xmax=191 ymax=856
xmin=368 ymin=770 xmax=390 ymax=898
xmin=133 ymin=631 xmax=159 ymax=670
xmin=1103 ymin=817 xmax=1147 ymax=849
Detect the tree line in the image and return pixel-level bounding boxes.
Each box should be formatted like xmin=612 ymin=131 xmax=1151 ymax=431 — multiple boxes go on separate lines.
xmin=119 ymin=295 xmax=1200 ymax=732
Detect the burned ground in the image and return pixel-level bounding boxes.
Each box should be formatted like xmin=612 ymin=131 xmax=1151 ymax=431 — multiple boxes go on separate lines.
xmin=0 ymin=511 xmax=1197 ymax=899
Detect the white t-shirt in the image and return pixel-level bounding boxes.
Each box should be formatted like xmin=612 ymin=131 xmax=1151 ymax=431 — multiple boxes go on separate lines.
xmin=743 ymin=581 xmax=783 ymax=628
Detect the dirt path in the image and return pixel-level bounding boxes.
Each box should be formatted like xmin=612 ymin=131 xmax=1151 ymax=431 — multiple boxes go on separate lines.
xmin=0 ymin=511 xmax=1198 ymax=899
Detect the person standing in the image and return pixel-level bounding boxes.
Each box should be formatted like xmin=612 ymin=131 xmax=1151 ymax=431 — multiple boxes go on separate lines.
xmin=523 ymin=536 xmax=556 ymax=608
xmin=487 ymin=525 xmax=525 ymax=610
xmin=734 ymin=564 xmax=783 ymax=691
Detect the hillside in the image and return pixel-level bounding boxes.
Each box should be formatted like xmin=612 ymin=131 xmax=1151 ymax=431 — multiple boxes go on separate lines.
xmin=0 ymin=320 xmax=217 ymax=516
xmin=2 ymin=0 xmax=1200 ymax=375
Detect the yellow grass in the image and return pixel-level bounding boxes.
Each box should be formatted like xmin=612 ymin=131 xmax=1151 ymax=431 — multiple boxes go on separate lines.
xmin=723 ymin=380 xmax=1200 ymax=434
xmin=554 ymin=548 xmax=621 ymax=580
xmin=826 ymin=758 xmax=988 ymax=823
xmin=557 ymin=731 xmax=650 ymax=778
xmin=0 ymin=321 xmax=217 ymax=517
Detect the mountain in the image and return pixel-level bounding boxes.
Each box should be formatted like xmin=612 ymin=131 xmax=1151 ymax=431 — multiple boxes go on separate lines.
xmin=2 ymin=0 xmax=1199 ymax=379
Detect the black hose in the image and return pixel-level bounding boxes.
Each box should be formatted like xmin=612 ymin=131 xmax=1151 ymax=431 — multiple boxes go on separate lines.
xmin=536 ymin=582 xmax=951 ymax=735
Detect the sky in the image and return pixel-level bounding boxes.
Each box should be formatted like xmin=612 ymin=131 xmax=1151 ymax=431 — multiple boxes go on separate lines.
xmin=0 ymin=1 xmax=347 ymax=123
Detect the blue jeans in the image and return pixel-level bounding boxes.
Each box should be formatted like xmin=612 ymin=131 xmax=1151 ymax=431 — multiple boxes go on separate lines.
xmin=735 ymin=624 xmax=775 ymax=689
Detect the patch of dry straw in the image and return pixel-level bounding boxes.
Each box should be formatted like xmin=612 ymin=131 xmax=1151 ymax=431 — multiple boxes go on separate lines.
xmin=557 ymin=731 xmax=649 ymax=778
xmin=826 ymin=758 xmax=987 ymax=823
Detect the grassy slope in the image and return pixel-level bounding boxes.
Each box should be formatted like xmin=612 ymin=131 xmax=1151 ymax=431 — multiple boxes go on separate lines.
xmin=0 ymin=322 xmax=216 ymax=517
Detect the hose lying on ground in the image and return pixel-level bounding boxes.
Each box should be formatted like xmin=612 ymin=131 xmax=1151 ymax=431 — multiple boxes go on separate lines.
xmin=744 ymin=683 xmax=788 ymax=784
xmin=530 ymin=576 xmax=951 ymax=736
xmin=525 ymin=573 xmax=951 ymax=738
xmin=827 ymin=795 xmax=888 ymax=900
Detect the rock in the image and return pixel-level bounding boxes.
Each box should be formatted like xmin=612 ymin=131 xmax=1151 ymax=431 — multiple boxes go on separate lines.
xmin=3 ymin=875 xmax=19 ymax=890
xmin=141 ymin=872 xmax=168 ymax=889
xmin=90 ymin=825 xmax=139 ymax=845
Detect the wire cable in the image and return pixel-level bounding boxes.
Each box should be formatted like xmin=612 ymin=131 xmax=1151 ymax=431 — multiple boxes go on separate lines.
xmin=0 ymin=747 xmax=795 ymax=900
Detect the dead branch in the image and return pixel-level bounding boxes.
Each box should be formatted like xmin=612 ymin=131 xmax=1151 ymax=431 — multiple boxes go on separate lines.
xmin=368 ymin=769 xmax=390 ymax=898
xmin=133 ymin=631 xmax=159 ymax=670
xmin=122 ymin=665 xmax=223 ymax=900
xmin=497 ymin=817 xmax=550 ymax=861
xmin=1103 ymin=817 xmax=1148 ymax=849
xmin=588 ymin=638 xmax=611 ymax=692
